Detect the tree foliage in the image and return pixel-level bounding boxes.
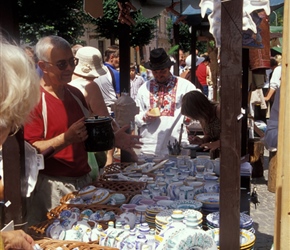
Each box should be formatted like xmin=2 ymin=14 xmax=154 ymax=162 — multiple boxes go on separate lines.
xmin=18 ymin=0 xmax=94 ymax=45
xmin=92 ymin=0 xmax=157 ymax=47
xmin=18 ymin=0 xmax=157 ymax=48
xmin=166 ymin=18 xmax=207 ymax=55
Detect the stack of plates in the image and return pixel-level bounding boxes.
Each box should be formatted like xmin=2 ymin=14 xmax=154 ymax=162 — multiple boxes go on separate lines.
xmin=206 ymin=212 xmax=255 ymax=233
xmin=155 ymin=209 xmax=203 ymax=235
xmin=209 ymin=228 xmax=256 ymax=249
xmin=194 ymin=192 xmax=220 ymax=213
xmin=145 ymin=205 xmax=167 ymax=228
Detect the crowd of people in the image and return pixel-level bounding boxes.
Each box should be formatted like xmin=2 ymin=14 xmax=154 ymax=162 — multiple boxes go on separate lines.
xmin=0 ymin=29 xmax=283 ymax=248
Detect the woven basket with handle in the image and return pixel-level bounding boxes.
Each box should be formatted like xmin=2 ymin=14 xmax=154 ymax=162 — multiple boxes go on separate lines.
xmin=29 ymin=204 xmax=122 ymax=239
xmin=34 ymin=238 xmax=118 ymax=250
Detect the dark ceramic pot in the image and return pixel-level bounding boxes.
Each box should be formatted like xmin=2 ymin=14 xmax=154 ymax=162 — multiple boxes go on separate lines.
xmin=84 ymin=116 xmax=115 ymax=152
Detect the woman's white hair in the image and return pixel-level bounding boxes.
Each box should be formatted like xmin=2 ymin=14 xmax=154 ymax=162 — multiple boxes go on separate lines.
xmin=0 ymin=38 xmax=40 ymax=129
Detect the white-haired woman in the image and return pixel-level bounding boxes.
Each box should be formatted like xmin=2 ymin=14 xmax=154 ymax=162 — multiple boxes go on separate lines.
xmin=0 ymin=36 xmax=40 ymax=249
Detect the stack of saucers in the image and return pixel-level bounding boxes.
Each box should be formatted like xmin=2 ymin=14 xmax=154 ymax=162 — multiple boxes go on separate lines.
xmin=145 ymin=205 xmax=167 ymax=228
xmin=155 ymin=209 xmax=203 ymax=235
xmin=206 ymin=212 xmax=255 ymax=233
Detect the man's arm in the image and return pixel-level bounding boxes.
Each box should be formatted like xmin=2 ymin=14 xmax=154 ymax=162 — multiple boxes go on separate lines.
xmin=31 ymin=117 xmax=87 ymax=154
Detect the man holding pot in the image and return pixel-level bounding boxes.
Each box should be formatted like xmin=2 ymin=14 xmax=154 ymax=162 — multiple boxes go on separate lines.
xmin=135 ymin=48 xmax=197 ymax=156
xmin=24 ymin=35 xmax=141 ymax=226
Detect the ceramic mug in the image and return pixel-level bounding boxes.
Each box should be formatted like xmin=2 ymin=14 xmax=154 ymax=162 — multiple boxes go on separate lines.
xmin=121 ymin=204 xmax=137 ymax=213
xmin=63 ymin=228 xmax=83 ymax=241
xmin=74 ymin=219 xmax=96 ymax=234
xmin=116 ymin=212 xmax=137 ymax=229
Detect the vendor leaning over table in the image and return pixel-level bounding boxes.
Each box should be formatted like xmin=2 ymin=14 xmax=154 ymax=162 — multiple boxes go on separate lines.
xmin=24 ymin=35 xmax=142 ymax=226
xmin=135 ymin=48 xmax=197 ymax=156
xmin=181 ymin=90 xmax=221 ymax=155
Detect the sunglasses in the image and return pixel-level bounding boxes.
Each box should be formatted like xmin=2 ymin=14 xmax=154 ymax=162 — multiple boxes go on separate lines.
xmin=44 ymin=57 xmax=79 ymax=71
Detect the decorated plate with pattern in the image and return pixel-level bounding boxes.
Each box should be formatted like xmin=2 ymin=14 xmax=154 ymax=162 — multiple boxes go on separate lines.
xmin=156 ymin=228 xmax=217 ymax=250
xmin=194 ymin=192 xmax=219 ymax=210
xmin=208 ymin=228 xmax=255 ymax=249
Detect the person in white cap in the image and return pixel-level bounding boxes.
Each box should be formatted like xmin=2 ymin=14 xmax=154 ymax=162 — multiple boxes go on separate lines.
xmin=69 ymin=46 xmax=116 ymax=168
xmin=69 ymin=46 xmax=109 ymax=116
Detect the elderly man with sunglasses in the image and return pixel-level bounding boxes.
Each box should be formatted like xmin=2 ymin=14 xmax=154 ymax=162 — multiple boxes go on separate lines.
xmin=24 ymin=35 xmax=142 ymax=226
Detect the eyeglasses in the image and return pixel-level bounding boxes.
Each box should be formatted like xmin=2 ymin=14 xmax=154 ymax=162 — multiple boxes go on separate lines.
xmin=43 ymin=57 xmax=79 ymax=71
xmin=9 ymin=125 xmax=20 ymax=137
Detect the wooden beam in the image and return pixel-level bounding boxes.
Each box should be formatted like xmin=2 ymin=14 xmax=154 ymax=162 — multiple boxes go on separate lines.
xmin=119 ymin=23 xmax=133 ymax=163
xmin=220 ymin=0 xmax=243 ymax=248
xmin=275 ymin=0 xmax=290 ymax=248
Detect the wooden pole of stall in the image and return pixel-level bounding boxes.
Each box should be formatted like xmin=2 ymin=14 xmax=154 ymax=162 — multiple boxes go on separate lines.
xmin=219 ymin=0 xmax=243 ymax=248
xmin=274 ymin=1 xmax=290 ymax=248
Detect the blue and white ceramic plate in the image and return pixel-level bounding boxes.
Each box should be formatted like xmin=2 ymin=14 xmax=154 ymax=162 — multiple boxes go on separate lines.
xmin=160 ymin=228 xmax=218 ymax=250
xmin=206 ymin=212 xmax=253 ymax=229
xmin=208 ymin=228 xmax=255 ymax=248
xmin=170 ymin=200 xmax=203 ymax=211
xmin=194 ymin=193 xmax=219 ymax=209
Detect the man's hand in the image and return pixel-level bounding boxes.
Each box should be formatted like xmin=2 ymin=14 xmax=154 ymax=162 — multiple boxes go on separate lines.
xmin=201 ymin=140 xmax=220 ymax=151
xmin=64 ymin=117 xmax=88 ymax=144
xmin=1 ymin=230 xmax=35 ymax=250
xmin=188 ymin=135 xmax=204 ymax=145
xmin=114 ymin=125 xmax=143 ymax=161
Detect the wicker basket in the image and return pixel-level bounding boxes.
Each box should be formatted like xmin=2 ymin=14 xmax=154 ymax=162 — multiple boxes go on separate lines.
xmin=94 ymin=180 xmax=146 ymax=195
xmin=34 ymin=239 xmax=118 ymax=250
xmin=99 ymin=163 xmax=156 ymax=181
xmin=29 ymin=204 xmax=122 ymax=239
xmin=102 ymin=162 xmax=132 ymax=176
xmin=60 ymin=189 xmax=131 ymax=207
xmin=47 ymin=203 xmax=122 ymax=220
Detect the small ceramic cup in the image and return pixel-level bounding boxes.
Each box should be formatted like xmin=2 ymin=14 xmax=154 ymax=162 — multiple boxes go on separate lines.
xmin=121 ymin=204 xmax=137 ymax=213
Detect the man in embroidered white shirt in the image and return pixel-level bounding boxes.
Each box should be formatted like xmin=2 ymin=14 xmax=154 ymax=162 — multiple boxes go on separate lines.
xmin=135 ymin=48 xmax=197 ymax=156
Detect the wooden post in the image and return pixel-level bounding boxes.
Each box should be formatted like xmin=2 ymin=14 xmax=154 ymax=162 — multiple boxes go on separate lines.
xmin=119 ymin=23 xmax=133 ymax=162
xmin=173 ymin=24 xmax=180 ymax=76
xmin=219 ymin=0 xmax=242 ymax=248
xmin=268 ymin=151 xmax=277 ymax=193
xmin=190 ymin=25 xmax=197 ymax=84
xmin=2 ymin=132 xmax=27 ymax=230
xmin=274 ymin=1 xmax=290 ymax=248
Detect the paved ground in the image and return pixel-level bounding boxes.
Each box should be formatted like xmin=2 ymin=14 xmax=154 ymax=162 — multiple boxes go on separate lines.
xmin=250 ymin=148 xmax=275 ymax=250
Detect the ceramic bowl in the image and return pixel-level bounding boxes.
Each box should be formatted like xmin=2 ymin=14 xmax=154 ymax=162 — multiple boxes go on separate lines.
xmin=194 ymin=192 xmax=220 ymax=210
xmin=139 ymin=199 xmax=155 ymax=206
xmin=78 ymin=185 xmax=98 ymax=200
xmin=170 ymin=200 xmax=203 ymax=211
xmin=90 ymin=189 xmax=110 ymax=205
xmin=153 ymin=196 xmax=170 ymax=202
xmin=121 ymin=203 xmax=137 ymax=213
xmin=156 ymin=199 xmax=175 ymax=208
